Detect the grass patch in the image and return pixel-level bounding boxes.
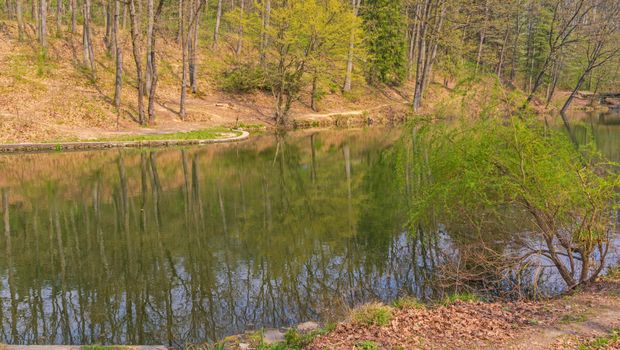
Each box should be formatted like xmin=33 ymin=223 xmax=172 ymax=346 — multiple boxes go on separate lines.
xmin=93 ymin=128 xmax=241 ymax=142
xmin=82 ymin=346 xmax=130 ymax=350
xmin=578 ymin=329 xmax=620 ymax=350
xmin=351 ymin=302 xmax=393 ymax=326
xmin=284 ymin=323 xmax=336 ymax=350
xmin=356 ymin=340 xmax=381 ymax=350
xmin=440 ymin=292 xmax=480 ymax=305
xmin=560 ymin=312 xmax=589 ymax=324
xmin=392 ymin=296 xmax=424 ymax=310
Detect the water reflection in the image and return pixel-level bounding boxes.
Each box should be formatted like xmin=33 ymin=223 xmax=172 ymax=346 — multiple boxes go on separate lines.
xmin=1 ymin=115 xmax=618 ymax=347
xmin=0 ymin=128 xmax=442 ymax=347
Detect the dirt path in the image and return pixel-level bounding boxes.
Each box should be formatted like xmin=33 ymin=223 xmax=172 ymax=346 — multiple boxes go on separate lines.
xmin=501 ymin=279 xmax=620 ymax=350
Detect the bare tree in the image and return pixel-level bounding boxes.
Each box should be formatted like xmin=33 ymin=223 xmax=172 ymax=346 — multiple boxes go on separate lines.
xmin=128 ymin=0 xmax=146 ymax=124
xmin=343 ymin=0 xmax=361 ymax=92
xmin=561 ymin=1 xmax=620 ymax=114
xmin=113 ymin=0 xmax=123 ymax=110
xmin=16 ymin=0 xmax=24 ymax=41
xmin=212 ymin=0 xmax=222 ymax=49
xmin=39 ymin=0 xmax=47 ymax=49
xmin=147 ymin=0 xmax=166 ymax=123
xmin=524 ymin=0 xmax=593 ymax=105
xmin=83 ymin=0 xmax=96 ymax=75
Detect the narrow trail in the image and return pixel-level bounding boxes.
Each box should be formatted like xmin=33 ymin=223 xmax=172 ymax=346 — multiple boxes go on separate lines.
xmin=500 ymin=279 xmax=620 ymax=350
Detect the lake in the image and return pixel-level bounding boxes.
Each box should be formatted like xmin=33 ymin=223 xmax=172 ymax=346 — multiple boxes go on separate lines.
xmin=0 ymin=112 xmax=618 ymax=347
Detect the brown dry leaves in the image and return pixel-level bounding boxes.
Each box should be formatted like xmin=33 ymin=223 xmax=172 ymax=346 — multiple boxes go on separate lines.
xmin=308 ymin=301 xmax=552 ymax=350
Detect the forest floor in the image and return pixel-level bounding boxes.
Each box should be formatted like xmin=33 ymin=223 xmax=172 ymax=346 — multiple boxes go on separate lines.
xmin=0 ymin=21 xmax=412 ymax=143
xmin=299 ymin=272 xmax=620 ymax=350
xmin=245 ymin=270 xmax=620 ymax=350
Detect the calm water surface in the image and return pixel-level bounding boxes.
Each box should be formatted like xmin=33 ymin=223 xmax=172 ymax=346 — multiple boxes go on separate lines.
xmin=0 ymin=114 xmax=619 ymax=347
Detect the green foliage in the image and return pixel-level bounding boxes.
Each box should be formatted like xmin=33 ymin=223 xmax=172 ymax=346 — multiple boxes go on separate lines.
xmin=356 ymin=340 xmax=381 ymax=350
xmin=441 ymin=292 xmax=480 ymax=305
xmin=361 ymin=0 xmax=407 ymax=85
xmin=351 ymin=302 xmax=393 ymax=326
xmin=284 ymin=324 xmax=335 ymax=350
xmin=578 ymin=329 xmax=620 ymax=350
xmin=392 ymin=296 xmax=424 ymax=309
xmin=258 ymin=0 xmax=359 ymax=123
xmin=401 ymin=116 xmax=620 ymax=287
xmin=220 ymin=63 xmax=269 ymax=93
xmin=93 ymin=128 xmax=238 ymax=142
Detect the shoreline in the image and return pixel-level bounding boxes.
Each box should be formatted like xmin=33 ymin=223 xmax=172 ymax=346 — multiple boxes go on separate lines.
xmin=0 ymin=130 xmax=250 ymax=154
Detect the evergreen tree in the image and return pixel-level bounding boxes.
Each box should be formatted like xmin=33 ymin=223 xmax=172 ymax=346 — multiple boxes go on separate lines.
xmin=362 ymin=0 xmax=407 ymax=85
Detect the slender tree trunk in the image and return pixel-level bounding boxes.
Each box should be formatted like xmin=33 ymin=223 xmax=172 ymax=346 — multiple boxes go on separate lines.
xmin=421 ymin=1 xmax=445 ymax=99
xmin=83 ymin=0 xmax=96 ymax=75
xmin=70 ymin=0 xmax=76 ymax=33
xmin=16 ymin=0 xmax=24 ymax=41
xmin=177 ymin=0 xmax=182 ymax=43
xmin=497 ymin=29 xmax=509 ymax=81
xmin=212 ymin=0 xmax=222 ymax=49
xmin=343 ymin=0 xmax=361 ymax=92
xmin=104 ymin=1 xmax=113 ymax=55
xmin=113 ymin=0 xmax=122 ymax=110
xmin=235 ymin=0 xmax=244 ymax=56
xmin=122 ymin=1 xmax=127 ymax=29
xmin=407 ymin=4 xmax=420 ymax=81
xmin=146 ymin=0 xmax=154 ymax=96
xmin=475 ymin=0 xmax=488 ymax=75
xmin=40 ymin=0 xmax=47 ymax=49
xmin=562 ymin=68 xmax=592 ymax=115
xmin=129 ymin=0 xmax=145 ymax=124
xmin=56 ymin=0 xmax=61 ymax=35
xmin=189 ymin=0 xmax=202 ymax=93
xmin=509 ymin=2 xmax=521 ymax=83
xmin=311 ymin=68 xmax=319 ymax=111
xmin=179 ymin=0 xmax=188 ymax=118
xmin=147 ymin=0 xmax=165 ymax=123
xmin=259 ymin=0 xmax=270 ymax=65
xmin=413 ymin=0 xmax=430 ymax=111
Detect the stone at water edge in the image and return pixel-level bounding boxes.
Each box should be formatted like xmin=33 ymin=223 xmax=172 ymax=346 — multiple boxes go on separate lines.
xmin=262 ymin=329 xmax=286 ymax=344
xmin=297 ymin=321 xmax=320 ymax=333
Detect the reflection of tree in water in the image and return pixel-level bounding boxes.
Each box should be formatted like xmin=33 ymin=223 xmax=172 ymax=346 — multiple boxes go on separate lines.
xmin=0 ymin=129 xmax=442 ymax=347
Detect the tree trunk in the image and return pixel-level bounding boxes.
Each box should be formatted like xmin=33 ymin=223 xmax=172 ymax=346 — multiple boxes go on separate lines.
xmin=147 ymin=0 xmax=165 ymax=123
xmin=129 ymin=0 xmax=145 ymax=124
xmin=30 ymin=0 xmax=41 ymax=34
xmin=561 ymin=69 xmax=590 ymax=115
xmin=497 ymin=29 xmax=509 ymax=81
xmin=189 ymin=0 xmax=202 ymax=93
xmin=104 ymin=1 xmax=113 ymax=55
xmin=16 ymin=0 xmax=24 ymax=41
xmin=342 ymin=0 xmax=361 ymax=92
xmin=259 ymin=0 xmax=270 ymax=65
xmin=474 ymin=0 xmax=488 ymax=75
xmin=113 ymin=0 xmax=122 ymax=110
xmin=407 ymin=4 xmax=420 ymax=81
xmin=311 ymin=69 xmax=318 ymax=112
xmin=56 ymin=0 xmax=62 ymax=35
xmin=146 ymin=0 xmax=154 ymax=96
xmin=83 ymin=0 xmax=96 ymax=75
xmin=177 ymin=0 xmax=182 ymax=43
xmin=413 ymin=0 xmax=430 ymax=111
xmin=179 ymin=0 xmax=188 ymax=118
xmin=40 ymin=0 xmax=47 ymax=49
xmin=212 ymin=0 xmax=222 ymax=49
xmin=70 ymin=0 xmax=76 ymax=33
xmin=235 ymin=0 xmax=244 ymax=56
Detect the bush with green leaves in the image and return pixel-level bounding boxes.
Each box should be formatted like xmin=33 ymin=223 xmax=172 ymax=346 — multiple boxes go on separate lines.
xmin=351 ymin=302 xmax=393 ymax=326
xmin=400 ymin=116 xmax=619 ymax=290
xmin=220 ymin=63 xmax=269 ymax=93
